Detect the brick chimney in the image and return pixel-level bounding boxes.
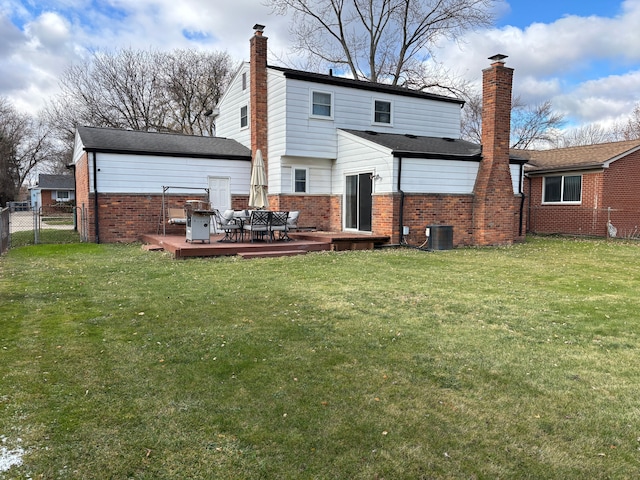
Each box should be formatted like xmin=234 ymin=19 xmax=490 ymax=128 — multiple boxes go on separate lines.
xmin=250 ymin=24 xmax=268 ymax=174
xmin=472 ymin=54 xmax=515 ymax=245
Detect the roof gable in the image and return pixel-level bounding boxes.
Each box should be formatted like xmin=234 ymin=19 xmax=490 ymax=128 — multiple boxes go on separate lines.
xmin=76 ymin=126 xmax=252 ymax=160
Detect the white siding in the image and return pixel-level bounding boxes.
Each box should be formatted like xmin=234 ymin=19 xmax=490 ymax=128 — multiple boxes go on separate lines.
xmin=93 ymin=153 xmax=251 ymax=194
xmin=215 ymin=63 xmax=251 ymax=148
xmin=278 ymin=156 xmax=333 ymax=194
xmin=282 ymin=77 xmax=461 ymax=159
xmin=401 ymin=158 xmax=479 ymax=194
xmin=335 ymin=131 xmax=394 ymax=195
xmin=510 ymin=163 xmax=523 ymax=194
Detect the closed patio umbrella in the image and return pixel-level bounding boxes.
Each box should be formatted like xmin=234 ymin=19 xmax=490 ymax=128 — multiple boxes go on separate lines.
xmin=248 ymin=149 xmax=269 ymax=209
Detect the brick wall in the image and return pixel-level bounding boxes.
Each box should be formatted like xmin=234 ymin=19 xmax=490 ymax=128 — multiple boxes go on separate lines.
xmin=250 ymin=28 xmax=268 ymax=175
xmin=473 ymin=58 xmax=516 ymax=246
xmin=528 ymin=150 xmax=640 ymax=237
xmin=74 ymin=153 xmax=93 ymax=241
xmin=268 ymin=194 xmax=335 ymax=230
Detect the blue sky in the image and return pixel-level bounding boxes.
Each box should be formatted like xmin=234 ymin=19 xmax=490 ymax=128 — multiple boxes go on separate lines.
xmin=1 ymin=0 xmax=639 ymax=134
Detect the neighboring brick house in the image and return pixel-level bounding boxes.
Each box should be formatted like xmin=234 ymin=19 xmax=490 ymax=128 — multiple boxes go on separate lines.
xmin=212 ymin=25 xmax=526 ymax=247
xmin=29 ymin=174 xmax=75 ymax=212
xmin=72 ymin=127 xmax=251 ymax=243
xmin=521 ymin=139 xmax=640 ymax=237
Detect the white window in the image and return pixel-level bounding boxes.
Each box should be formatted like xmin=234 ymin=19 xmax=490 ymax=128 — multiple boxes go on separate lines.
xmin=242 ymin=72 xmax=247 ymax=90
xmin=543 ymin=175 xmax=582 ymax=204
xmin=56 ymin=191 xmax=70 ymax=201
xmin=293 ymin=167 xmax=308 ymax=193
xmin=311 ymin=91 xmax=333 ymax=118
xmin=240 ymin=105 xmax=248 ymax=129
xmin=373 ymin=99 xmax=392 ymax=125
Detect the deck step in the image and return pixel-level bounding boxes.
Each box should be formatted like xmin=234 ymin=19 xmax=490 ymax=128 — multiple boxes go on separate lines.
xmin=238 ymin=249 xmax=307 ymax=259
xmin=142 ymin=244 xmax=164 ymax=251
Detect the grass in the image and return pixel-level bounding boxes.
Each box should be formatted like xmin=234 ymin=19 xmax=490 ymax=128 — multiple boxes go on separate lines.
xmin=10 ymin=229 xmax=80 ymax=248
xmin=1 ymin=237 xmax=640 ymax=478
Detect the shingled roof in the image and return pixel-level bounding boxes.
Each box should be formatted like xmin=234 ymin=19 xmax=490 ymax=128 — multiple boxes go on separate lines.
xmin=342 ymin=129 xmax=526 ymax=163
xmin=76 ymin=126 xmax=252 ymax=160
xmin=36 ymin=174 xmax=75 ymax=190
xmin=269 ymin=66 xmax=465 ymax=106
xmin=520 ymin=139 xmax=640 ymax=174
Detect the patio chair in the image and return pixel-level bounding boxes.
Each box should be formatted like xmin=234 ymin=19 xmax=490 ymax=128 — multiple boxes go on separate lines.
xmin=286 ymin=211 xmax=300 ymax=236
xmin=269 ymin=211 xmax=289 ymax=241
xmin=243 ymin=210 xmax=271 ymax=242
xmin=167 ymin=207 xmax=186 ymax=225
xmin=213 ymin=209 xmax=241 ymax=242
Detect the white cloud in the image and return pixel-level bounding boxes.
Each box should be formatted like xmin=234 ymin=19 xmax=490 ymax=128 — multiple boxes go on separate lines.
xmin=434 ymin=0 xmax=640 ymax=127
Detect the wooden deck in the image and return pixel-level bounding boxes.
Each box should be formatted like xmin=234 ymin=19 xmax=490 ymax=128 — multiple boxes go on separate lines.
xmin=140 ymin=231 xmax=390 ymax=259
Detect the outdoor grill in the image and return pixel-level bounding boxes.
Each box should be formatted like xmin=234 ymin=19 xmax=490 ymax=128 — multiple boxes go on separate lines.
xmin=184 ymin=200 xmax=215 ymax=243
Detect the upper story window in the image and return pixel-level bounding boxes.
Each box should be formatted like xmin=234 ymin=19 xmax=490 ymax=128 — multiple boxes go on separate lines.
xmin=242 ymin=72 xmax=247 ymax=90
xmin=293 ymin=167 xmax=308 ymax=193
xmin=373 ymin=99 xmax=392 ymax=125
xmin=240 ymin=105 xmax=248 ymax=129
xmin=543 ymin=175 xmax=582 ymax=203
xmin=311 ymin=91 xmax=333 ymax=118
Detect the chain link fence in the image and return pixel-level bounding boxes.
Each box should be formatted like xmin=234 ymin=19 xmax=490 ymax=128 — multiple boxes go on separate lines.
xmin=1 ymin=203 xmax=79 ymax=254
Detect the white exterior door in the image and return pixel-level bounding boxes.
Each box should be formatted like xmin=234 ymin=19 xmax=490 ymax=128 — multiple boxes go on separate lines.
xmin=208 ymin=177 xmax=231 ymax=211
xmin=208 ymin=177 xmax=231 ymax=233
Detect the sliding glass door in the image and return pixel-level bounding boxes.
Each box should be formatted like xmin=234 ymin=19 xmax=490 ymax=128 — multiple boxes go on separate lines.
xmin=345 ymin=173 xmax=372 ymax=232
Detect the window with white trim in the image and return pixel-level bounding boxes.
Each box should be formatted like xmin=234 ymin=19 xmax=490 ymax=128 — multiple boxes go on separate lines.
xmin=56 ymin=191 xmax=70 ymax=201
xmin=373 ymin=99 xmax=392 ymax=124
xmin=543 ymin=175 xmax=582 ymax=203
xmin=293 ymin=167 xmax=308 ymax=193
xmin=240 ymin=105 xmax=248 ymax=129
xmin=242 ymin=72 xmax=247 ymax=90
xmin=311 ymin=91 xmax=332 ymax=118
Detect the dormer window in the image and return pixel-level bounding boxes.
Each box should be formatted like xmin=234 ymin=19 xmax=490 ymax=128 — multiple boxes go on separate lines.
xmin=311 ymin=91 xmax=333 ymax=118
xmin=373 ymin=99 xmax=392 ymax=125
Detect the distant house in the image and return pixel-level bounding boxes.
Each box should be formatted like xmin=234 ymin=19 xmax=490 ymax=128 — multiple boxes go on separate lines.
xmin=212 ymin=25 xmax=526 ymax=247
xmin=521 ymin=139 xmax=640 ymax=237
xmin=72 ymin=127 xmax=251 ymax=243
xmin=30 ymin=174 xmax=75 ymax=210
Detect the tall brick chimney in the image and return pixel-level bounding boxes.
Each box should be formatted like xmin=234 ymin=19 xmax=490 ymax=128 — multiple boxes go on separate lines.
xmin=472 ymin=54 xmax=515 ymax=245
xmin=250 ymin=24 xmax=268 ymax=174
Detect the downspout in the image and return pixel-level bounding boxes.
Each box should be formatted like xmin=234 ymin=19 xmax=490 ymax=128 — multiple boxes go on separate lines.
xmin=397 ymin=156 xmax=405 ymax=244
xmin=92 ymin=151 xmax=100 ymax=244
xmin=518 ymin=163 xmax=525 ymax=237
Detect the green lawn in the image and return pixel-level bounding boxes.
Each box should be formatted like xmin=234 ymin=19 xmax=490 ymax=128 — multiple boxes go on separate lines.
xmin=1 ymin=237 xmax=640 ymax=479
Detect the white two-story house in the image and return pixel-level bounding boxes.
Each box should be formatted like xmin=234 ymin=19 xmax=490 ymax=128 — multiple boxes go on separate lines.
xmin=215 ymin=25 xmax=525 ymax=247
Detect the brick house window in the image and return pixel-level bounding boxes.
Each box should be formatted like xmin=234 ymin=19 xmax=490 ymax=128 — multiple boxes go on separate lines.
xmin=56 ymin=191 xmax=70 ymax=201
xmin=293 ymin=167 xmax=308 ymax=193
xmin=311 ymin=91 xmax=332 ymax=118
xmin=543 ymin=175 xmax=581 ymax=203
xmin=373 ymin=99 xmax=392 ymax=125
xmin=240 ymin=105 xmax=248 ymax=128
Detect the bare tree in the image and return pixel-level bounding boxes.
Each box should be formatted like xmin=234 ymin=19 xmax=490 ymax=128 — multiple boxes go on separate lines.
xmin=619 ymin=102 xmax=640 ymax=140
xmin=461 ymin=92 xmax=565 ymax=149
xmin=266 ymin=0 xmax=497 ymax=85
xmin=159 ymin=50 xmax=234 ymax=136
xmin=0 ymin=98 xmax=54 ymax=206
xmin=510 ymin=100 xmax=565 ymax=149
xmin=556 ymin=123 xmax=617 ymax=148
xmin=43 ymin=48 xmax=235 ymax=149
